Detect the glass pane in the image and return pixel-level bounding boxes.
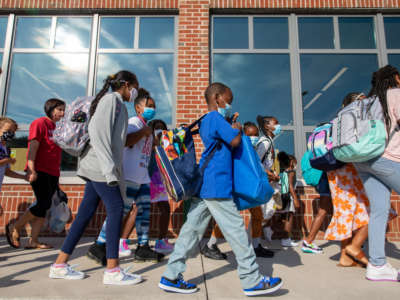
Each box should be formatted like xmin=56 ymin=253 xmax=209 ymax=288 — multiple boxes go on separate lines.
xmin=301 ymin=54 xmax=378 ymax=126
xmin=298 ymin=17 xmax=334 ymax=49
xmin=213 ymin=54 xmax=292 ymax=125
xmin=0 ymin=53 xmax=2 ymax=67
xmin=96 ymin=54 xmax=174 ymax=125
xmin=6 ymin=53 xmax=89 ymax=126
xmin=339 ymin=17 xmax=375 ymax=49
xmin=254 ymin=17 xmax=288 ymax=49
xmin=0 ymin=17 xmax=8 ymax=48
xmin=213 ymin=17 xmax=248 ymax=49
xmin=55 ymin=17 xmax=92 ymax=49
xmin=139 ymin=17 xmax=174 ymax=49
xmin=14 ymin=17 xmax=52 ymax=48
xmin=99 ymin=17 xmax=135 ymax=49
xmin=8 ymin=131 xmax=28 ymax=172
xmin=384 ymin=17 xmax=400 ymax=49
xmin=275 ymin=130 xmax=294 ymax=157
xmin=389 ymin=54 xmax=400 ymax=71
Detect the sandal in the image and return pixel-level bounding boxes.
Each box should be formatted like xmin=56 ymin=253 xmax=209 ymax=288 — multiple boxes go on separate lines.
xmin=5 ymin=223 xmax=20 ymax=249
xmin=25 ymin=243 xmax=53 ymax=250
xmin=345 ymin=247 xmax=368 ymax=266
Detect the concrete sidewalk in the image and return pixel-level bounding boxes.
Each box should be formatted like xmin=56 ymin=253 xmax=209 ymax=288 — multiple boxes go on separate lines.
xmin=0 ymin=237 xmax=399 ymax=300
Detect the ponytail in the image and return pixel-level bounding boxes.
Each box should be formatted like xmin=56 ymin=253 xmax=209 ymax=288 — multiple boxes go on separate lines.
xmin=89 ymin=70 xmax=138 ymax=118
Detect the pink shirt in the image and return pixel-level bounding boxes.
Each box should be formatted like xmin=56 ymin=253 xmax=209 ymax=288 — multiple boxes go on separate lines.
xmin=383 ymin=88 xmax=400 ymax=162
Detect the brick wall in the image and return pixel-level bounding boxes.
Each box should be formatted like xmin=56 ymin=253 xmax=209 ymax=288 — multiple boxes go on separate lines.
xmin=0 ymin=0 xmax=400 ymax=242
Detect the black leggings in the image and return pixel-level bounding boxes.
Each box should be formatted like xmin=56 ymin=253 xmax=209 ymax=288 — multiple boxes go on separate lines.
xmin=30 ymin=171 xmax=59 ymax=218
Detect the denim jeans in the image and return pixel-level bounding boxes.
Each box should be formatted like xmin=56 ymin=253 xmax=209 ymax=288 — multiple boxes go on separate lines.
xmin=163 ymin=197 xmax=263 ymax=289
xmin=355 ymin=156 xmax=400 ymax=266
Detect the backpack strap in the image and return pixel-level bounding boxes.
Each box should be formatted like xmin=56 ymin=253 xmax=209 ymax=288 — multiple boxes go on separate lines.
xmin=200 ymin=140 xmax=222 ymax=174
xmin=257 ymin=136 xmax=273 ymax=164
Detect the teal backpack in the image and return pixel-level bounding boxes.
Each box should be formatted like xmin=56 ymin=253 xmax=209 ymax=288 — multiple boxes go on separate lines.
xmin=301 ymin=150 xmax=323 ymax=186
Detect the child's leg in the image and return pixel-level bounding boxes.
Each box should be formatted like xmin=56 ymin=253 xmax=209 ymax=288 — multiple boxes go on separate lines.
xmin=249 ymin=206 xmax=263 ymax=248
xmin=304 ymin=195 xmax=331 ymax=244
xmin=206 ymin=198 xmax=262 ymax=289
xmin=157 ymin=201 xmax=170 ymax=240
xmin=208 ymin=223 xmax=224 ymax=248
xmin=163 ymin=197 xmax=212 ymax=280
xmin=135 ymin=184 xmax=151 ymax=245
xmin=121 ymin=205 xmax=137 ymax=239
xmin=283 ymin=213 xmax=294 ymax=238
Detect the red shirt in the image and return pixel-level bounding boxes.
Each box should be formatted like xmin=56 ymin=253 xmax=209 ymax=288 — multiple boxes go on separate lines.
xmin=26 ymin=117 xmax=62 ymax=177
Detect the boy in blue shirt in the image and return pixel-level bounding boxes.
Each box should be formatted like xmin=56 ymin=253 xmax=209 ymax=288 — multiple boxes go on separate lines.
xmin=158 ymin=83 xmax=283 ymax=296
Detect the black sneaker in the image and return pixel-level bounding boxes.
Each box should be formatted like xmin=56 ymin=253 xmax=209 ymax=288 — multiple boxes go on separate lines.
xmin=254 ymin=244 xmax=274 ymax=258
xmin=201 ymin=244 xmax=227 ymax=260
xmin=86 ymin=242 xmax=106 ymax=266
xmin=134 ymin=244 xmax=164 ymax=262
xmin=159 ymin=276 xmax=198 ymax=294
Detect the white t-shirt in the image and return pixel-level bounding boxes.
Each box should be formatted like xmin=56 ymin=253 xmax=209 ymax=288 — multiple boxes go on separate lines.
xmin=256 ymin=135 xmax=275 ymax=171
xmin=123 ymin=116 xmax=153 ymax=184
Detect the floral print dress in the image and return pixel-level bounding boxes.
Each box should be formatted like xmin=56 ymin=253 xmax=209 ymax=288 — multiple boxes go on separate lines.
xmin=324 ymin=163 xmax=369 ymax=241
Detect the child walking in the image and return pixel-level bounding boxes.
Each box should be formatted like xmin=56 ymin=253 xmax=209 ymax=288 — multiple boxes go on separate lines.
xmin=148 ymin=119 xmax=174 ymax=253
xmin=159 ymin=83 xmax=283 ymax=296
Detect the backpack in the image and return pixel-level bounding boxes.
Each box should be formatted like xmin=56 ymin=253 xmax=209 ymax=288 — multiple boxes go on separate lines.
xmin=307 ymin=123 xmax=345 ymax=171
xmin=48 ymin=186 xmax=70 ymax=233
xmin=301 ymin=150 xmax=323 ymax=186
xmin=331 ymin=97 xmax=386 ymax=163
xmin=232 ymin=135 xmax=274 ymax=210
xmin=278 ymin=171 xmax=291 ymax=210
xmin=52 ymin=95 xmax=121 ymax=157
xmin=154 ymin=115 xmax=215 ymax=202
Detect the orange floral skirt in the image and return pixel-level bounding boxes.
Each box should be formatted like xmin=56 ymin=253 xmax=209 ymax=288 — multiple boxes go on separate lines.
xmin=324 ymin=164 xmax=369 ymax=241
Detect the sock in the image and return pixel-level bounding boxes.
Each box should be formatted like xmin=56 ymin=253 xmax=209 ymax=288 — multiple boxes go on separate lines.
xmin=252 ymin=237 xmax=260 ymax=248
xmin=105 ymin=267 xmax=120 ymax=273
xmin=53 ymin=263 xmax=67 ymax=268
xmin=207 ymin=236 xmax=217 ymax=248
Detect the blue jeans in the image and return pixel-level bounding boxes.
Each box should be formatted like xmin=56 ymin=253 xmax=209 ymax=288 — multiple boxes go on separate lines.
xmin=61 ymin=181 xmax=123 ymax=259
xmin=163 ymin=197 xmax=263 ymax=289
xmin=355 ymin=156 xmax=400 ymax=266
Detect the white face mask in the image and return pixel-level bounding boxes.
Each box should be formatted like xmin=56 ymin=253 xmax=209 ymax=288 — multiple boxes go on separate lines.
xmin=154 ymin=129 xmax=163 ymax=136
xmin=129 ymin=87 xmax=138 ymax=103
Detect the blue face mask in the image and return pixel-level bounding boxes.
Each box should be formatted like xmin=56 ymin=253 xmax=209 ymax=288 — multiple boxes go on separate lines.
xmin=249 ymin=136 xmax=259 ymax=147
xmin=142 ymin=107 xmax=156 ymax=121
xmin=273 ymin=124 xmax=281 ymax=136
xmin=217 ymin=103 xmax=232 ymax=119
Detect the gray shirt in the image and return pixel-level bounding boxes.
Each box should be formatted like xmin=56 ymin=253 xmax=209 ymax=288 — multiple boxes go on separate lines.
xmin=77 ymin=92 xmax=128 ymax=186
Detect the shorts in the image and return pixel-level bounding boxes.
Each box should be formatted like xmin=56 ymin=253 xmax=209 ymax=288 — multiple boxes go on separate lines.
xmin=30 ymin=171 xmax=59 ymax=218
xmin=315 ymin=172 xmax=331 ymax=197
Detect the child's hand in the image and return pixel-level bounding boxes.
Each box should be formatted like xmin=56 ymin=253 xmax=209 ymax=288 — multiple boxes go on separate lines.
xmin=232 ymin=121 xmax=242 ymax=131
xmin=8 ymin=158 xmax=16 ymax=165
xmin=27 ymin=170 xmax=37 ymax=183
xmin=294 ymin=199 xmax=301 ymax=210
xmin=143 ymin=126 xmax=153 ymax=137
xmin=231 ymin=112 xmax=239 ymax=123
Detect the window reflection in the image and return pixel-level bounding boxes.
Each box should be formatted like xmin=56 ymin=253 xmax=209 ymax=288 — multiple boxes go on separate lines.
xmin=7 ymin=131 xmax=28 ymax=172
xmin=213 ymin=53 xmax=292 ymax=125
xmin=298 ymin=17 xmax=334 ymax=49
xmin=6 ymin=53 xmax=88 ymax=126
xmin=139 ymin=17 xmax=174 ymax=49
xmin=55 ymin=17 xmax=92 ymax=49
xmin=301 ymin=54 xmax=378 ymax=125
xmin=14 ymin=17 xmax=52 ymax=48
xmin=388 ymin=55 xmax=400 ymax=71
xmin=96 ymin=54 xmax=174 ymax=125
xmin=213 ymin=17 xmax=248 ymax=49
xmin=384 ymin=17 xmax=400 ymax=49
xmin=254 ymin=17 xmax=288 ymax=49
xmin=0 ymin=17 xmax=8 ymax=48
xmin=99 ymin=17 xmax=135 ymax=49
xmin=339 ymin=17 xmax=375 ymax=49
xmin=274 ymin=130 xmax=294 ymax=156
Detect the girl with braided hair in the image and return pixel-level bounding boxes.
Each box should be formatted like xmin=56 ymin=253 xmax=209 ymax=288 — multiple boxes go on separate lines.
xmin=354 ymin=65 xmax=400 ymax=282
xmin=49 ymin=70 xmax=143 ymax=285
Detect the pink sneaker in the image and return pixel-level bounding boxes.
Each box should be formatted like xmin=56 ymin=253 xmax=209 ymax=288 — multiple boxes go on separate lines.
xmin=155 ymin=239 xmax=174 ymax=253
xmin=119 ymin=239 xmax=132 ymax=257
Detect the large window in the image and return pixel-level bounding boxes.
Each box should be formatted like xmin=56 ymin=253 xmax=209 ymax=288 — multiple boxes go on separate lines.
xmin=212 ymin=15 xmax=397 ymax=165
xmin=0 ymin=15 xmax=177 ymax=173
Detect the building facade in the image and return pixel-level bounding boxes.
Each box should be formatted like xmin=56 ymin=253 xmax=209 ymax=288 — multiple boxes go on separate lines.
xmin=0 ymin=0 xmax=399 ymax=241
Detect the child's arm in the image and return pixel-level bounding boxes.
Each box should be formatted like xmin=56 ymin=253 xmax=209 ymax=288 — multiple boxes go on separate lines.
xmin=288 ymin=171 xmax=300 ymax=209
xmin=230 ymin=122 xmax=242 ymax=148
xmin=266 ymin=169 xmax=280 ymax=182
xmin=5 ymin=168 xmax=27 ymax=181
xmin=126 ymin=126 xmax=152 ymax=147
xmin=0 ymin=157 xmax=15 ymax=167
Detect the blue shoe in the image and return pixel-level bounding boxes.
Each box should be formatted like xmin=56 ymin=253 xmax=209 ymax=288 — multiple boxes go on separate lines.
xmin=159 ymin=276 xmax=198 ymax=294
xmin=244 ymin=276 xmax=283 ymax=296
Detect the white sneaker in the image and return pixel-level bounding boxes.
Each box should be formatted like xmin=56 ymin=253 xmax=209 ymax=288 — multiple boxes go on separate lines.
xmin=119 ymin=239 xmax=132 ymax=257
xmin=103 ymin=267 xmax=142 ymax=285
xmin=366 ymin=263 xmax=400 ymax=282
xmin=281 ymin=238 xmax=299 ymax=247
xmin=49 ymin=264 xmax=85 ymax=280
xmin=263 ymin=227 xmax=273 ymax=242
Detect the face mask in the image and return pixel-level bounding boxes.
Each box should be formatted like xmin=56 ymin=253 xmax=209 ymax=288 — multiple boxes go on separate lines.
xmin=249 ymin=136 xmax=259 ymax=147
xmin=129 ymin=87 xmax=138 ymax=103
xmin=1 ymin=131 xmax=15 ymax=142
xmin=154 ymin=129 xmax=163 ymax=136
xmin=217 ymin=103 xmax=232 ymax=119
xmin=142 ymin=107 xmax=156 ymax=121
xmin=272 ymin=124 xmax=281 ymax=136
